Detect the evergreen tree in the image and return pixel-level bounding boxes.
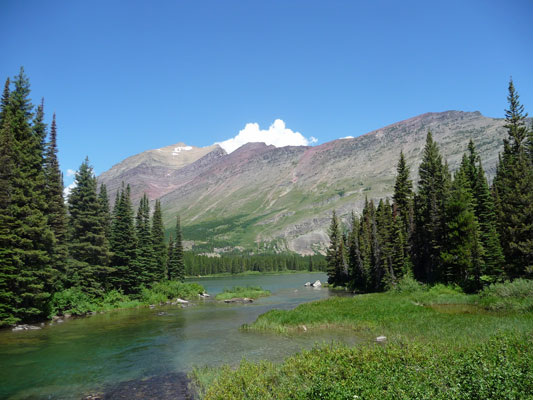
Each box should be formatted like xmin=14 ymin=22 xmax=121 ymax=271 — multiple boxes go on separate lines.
xmin=390 ymin=217 xmax=411 ymax=280
xmin=134 ymin=194 xmax=154 ymax=287
xmin=168 ymin=216 xmax=185 ymax=281
xmin=326 ymin=211 xmax=344 ymax=285
xmin=167 ymin=233 xmax=174 ymax=280
xmin=414 ymin=131 xmax=449 ymax=283
xmin=0 ymin=94 xmax=18 ymax=325
xmin=67 ymin=158 xmax=112 ymax=296
xmin=98 ymin=183 xmax=111 ymax=241
xmin=1 ymin=69 xmax=55 ymax=322
xmin=459 ymin=142 xmax=505 ymax=282
xmin=441 ymin=169 xmax=485 ymax=292
xmin=44 ymin=114 xmax=68 ymax=289
xmin=376 ymin=199 xmax=394 ymax=289
xmin=109 ymin=184 xmax=137 ymax=293
xmin=151 ymin=199 xmax=167 ymax=281
xmin=347 ymin=212 xmax=365 ymax=291
xmin=492 ymin=79 xmax=533 ymax=277
xmin=392 ymin=151 xmax=414 ymax=235
xmin=358 ymin=198 xmax=374 ymax=290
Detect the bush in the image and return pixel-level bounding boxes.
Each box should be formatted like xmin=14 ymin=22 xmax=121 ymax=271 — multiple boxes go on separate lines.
xmin=393 ymin=274 xmax=425 ymax=293
xmin=48 ymin=288 xmax=96 ymax=317
xmin=477 ymin=279 xmax=533 ymax=311
xmin=140 ymin=281 xmax=205 ymax=304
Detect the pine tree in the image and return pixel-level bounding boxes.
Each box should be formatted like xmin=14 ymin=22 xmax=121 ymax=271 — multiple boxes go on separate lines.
xmin=377 ymin=199 xmax=394 ymax=289
xmin=347 ymin=212 xmax=364 ymax=291
xmin=492 ymin=79 xmax=533 ymax=278
xmin=326 ymin=211 xmax=344 ymax=285
xmin=441 ymin=169 xmax=485 ymax=292
xmin=2 ymin=69 xmax=55 ymax=322
xmin=134 ymin=194 xmax=154 ymax=287
xmin=67 ymin=158 xmax=112 ymax=296
xmin=358 ymin=198 xmax=373 ymax=291
xmin=151 ymin=199 xmax=167 ymax=281
xmin=168 ymin=216 xmax=185 ymax=281
xmin=393 ymin=151 xmax=414 ymax=235
xmin=167 ymin=233 xmax=174 ymax=280
xmin=98 ymin=183 xmax=111 ymax=241
xmin=44 ymin=114 xmax=68 ymax=289
xmin=0 ymin=92 xmax=18 ymax=325
xmin=414 ymin=131 xmax=449 ymax=283
xmin=459 ymin=142 xmax=505 ymax=282
xmin=109 ymin=184 xmax=137 ymax=293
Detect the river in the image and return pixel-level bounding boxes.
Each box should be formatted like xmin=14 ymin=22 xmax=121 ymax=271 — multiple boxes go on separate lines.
xmin=0 ymin=272 xmax=357 ymax=399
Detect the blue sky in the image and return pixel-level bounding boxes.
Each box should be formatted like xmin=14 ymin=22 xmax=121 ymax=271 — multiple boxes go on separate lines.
xmin=1 ymin=0 xmax=532 ymax=186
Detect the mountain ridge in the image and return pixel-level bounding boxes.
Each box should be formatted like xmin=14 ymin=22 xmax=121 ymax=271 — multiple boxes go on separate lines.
xmin=98 ymin=110 xmax=512 ymax=254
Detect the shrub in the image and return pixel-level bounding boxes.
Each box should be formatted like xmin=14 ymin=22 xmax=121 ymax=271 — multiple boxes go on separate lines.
xmin=48 ymin=288 xmax=96 ymax=317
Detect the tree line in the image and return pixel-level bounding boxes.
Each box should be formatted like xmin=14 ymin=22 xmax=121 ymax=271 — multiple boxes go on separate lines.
xmin=0 ymin=69 xmax=186 ymax=325
xmin=326 ymin=79 xmax=532 ymax=293
xmin=184 ymin=253 xmax=326 ymax=276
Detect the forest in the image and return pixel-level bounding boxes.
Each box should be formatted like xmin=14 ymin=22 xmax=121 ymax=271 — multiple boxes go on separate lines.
xmin=0 ymin=69 xmax=326 ymax=326
xmin=325 ymin=79 xmax=532 ymax=293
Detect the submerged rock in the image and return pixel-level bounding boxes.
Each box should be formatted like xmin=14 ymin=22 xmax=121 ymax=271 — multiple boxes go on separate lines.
xmin=12 ymin=324 xmax=42 ymax=331
xmin=223 ymin=297 xmax=254 ymax=303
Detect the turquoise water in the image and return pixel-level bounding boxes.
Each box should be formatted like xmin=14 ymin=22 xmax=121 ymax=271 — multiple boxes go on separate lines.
xmin=0 ymin=272 xmax=357 ymax=399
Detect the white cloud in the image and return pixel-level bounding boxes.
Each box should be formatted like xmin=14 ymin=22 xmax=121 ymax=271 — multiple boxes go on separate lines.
xmin=216 ymin=119 xmax=317 ymax=154
xmin=66 ymin=168 xmax=76 ymax=177
xmin=63 ymin=182 xmax=76 ymax=199
xmin=341 ymin=136 xmax=354 ymax=139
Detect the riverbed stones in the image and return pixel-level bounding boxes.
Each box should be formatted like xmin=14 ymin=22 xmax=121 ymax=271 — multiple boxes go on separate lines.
xmin=223 ymin=297 xmax=253 ymax=303
xmin=176 ymin=298 xmax=189 ymax=304
xmin=12 ymin=324 xmax=42 ymax=331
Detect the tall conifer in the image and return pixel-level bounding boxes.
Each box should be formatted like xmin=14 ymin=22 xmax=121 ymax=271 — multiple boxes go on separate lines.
xmin=109 ymin=184 xmax=137 ymax=293
xmin=151 ymin=199 xmax=167 ymax=281
xmin=44 ymin=114 xmax=68 ymax=289
xmin=67 ymin=158 xmax=112 ymax=296
xmin=414 ymin=131 xmax=449 ymax=283
xmin=492 ymin=79 xmax=533 ymax=277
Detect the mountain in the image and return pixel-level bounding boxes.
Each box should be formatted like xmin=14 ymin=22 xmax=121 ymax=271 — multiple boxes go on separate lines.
xmin=98 ymin=111 xmax=511 ymax=254
xmin=98 ymin=142 xmax=222 ymax=204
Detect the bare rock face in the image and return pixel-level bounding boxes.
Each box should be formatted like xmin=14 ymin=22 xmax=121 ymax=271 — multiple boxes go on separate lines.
xmin=98 ymin=111 xmax=516 ymax=254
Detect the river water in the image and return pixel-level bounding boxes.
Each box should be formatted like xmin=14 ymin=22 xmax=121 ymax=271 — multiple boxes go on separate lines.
xmin=0 ymin=272 xmax=357 ymax=399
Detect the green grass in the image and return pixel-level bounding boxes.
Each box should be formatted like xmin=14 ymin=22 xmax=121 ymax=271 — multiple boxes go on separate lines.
xmin=192 ymin=334 xmax=532 ymax=400
xmin=215 ymin=286 xmax=271 ymax=301
xmin=48 ymin=280 xmax=205 ymax=318
xmin=192 ymin=278 xmax=533 ymax=399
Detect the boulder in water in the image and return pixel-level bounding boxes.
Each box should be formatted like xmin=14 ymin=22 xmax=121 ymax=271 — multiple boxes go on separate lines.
xmin=312 ymin=280 xmax=322 ymax=287
xmin=304 ymin=282 xmax=311 ymax=287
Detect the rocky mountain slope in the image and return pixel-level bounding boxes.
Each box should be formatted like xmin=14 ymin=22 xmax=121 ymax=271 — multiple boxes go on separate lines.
xmin=98 ymin=111 xmax=510 ymax=254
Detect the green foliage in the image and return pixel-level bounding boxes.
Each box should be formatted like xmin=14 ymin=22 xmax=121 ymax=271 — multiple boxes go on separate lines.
xmin=48 ymin=287 xmax=94 ymax=316
xmin=414 ymin=131 xmax=450 ymax=283
xmin=134 ymin=193 xmax=155 ymax=287
xmin=67 ymin=158 xmax=112 ymax=297
xmin=493 ymin=79 xmax=533 ymax=278
xmin=109 ymin=183 xmax=137 ymax=293
xmin=151 ymin=199 xmax=167 ymax=281
xmin=326 ymin=211 xmax=345 ymax=285
xmin=184 ymin=253 xmax=326 ymax=276
xmin=168 ymin=215 xmax=185 ymax=281
xmin=478 ymin=279 xmax=533 ymax=312
xmin=214 ymin=286 xmax=271 ymax=301
xmin=193 ymin=334 xmax=532 ymax=400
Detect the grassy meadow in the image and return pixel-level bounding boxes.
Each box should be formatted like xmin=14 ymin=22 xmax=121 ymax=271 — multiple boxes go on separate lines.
xmin=192 ymin=278 xmax=533 ymax=399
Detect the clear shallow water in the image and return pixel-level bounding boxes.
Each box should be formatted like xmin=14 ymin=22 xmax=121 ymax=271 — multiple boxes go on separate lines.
xmin=0 ymin=272 xmax=358 ymax=399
